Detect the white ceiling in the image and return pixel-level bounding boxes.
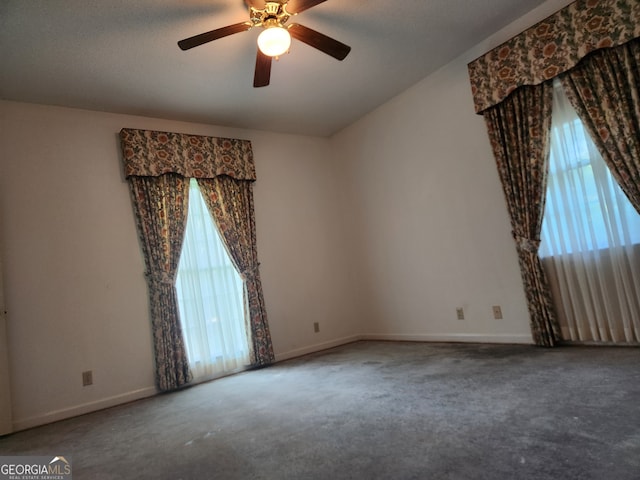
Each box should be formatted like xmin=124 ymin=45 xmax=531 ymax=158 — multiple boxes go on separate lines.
xmin=0 ymin=0 xmax=548 ymax=137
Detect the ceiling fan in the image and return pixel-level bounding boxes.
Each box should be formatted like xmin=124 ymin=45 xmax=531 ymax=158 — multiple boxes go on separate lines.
xmin=178 ymin=0 xmax=351 ymax=87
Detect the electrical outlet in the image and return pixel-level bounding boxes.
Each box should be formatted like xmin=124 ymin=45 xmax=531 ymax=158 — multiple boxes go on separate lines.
xmin=313 ymin=322 xmax=320 ymax=333
xmin=456 ymin=308 xmax=465 ymax=320
xmin=492 ymin=305 xmax=503 ymax=319
xmin=82 ymin=370 xmax=93 ymax=386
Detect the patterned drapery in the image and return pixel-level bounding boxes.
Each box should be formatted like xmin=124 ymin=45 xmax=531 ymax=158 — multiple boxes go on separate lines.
xmin=469 ymin=0 xmax=640 ymax=346
xmin=468 ymin=0 xmax=640 ymax=114
xmin=560 ymin=37 xmax=640 ymax=213
xmin=120 ymin=128 xmax=273 ymax=389
xmin=484 ymin=84 xmax=561 ymax=346
xmin=197 ymin=177 xmax=275 ymax=366
xmin=128 ymin=174 xmax=192 ymax=391
xmin=120 ymin=128 xmax=256 ymax=180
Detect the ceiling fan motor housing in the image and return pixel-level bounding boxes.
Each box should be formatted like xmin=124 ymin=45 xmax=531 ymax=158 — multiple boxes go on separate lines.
xmin=251 ymin=2 xmax=292 ymax=28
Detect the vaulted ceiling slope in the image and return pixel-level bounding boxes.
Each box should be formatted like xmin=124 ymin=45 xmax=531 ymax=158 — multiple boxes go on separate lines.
xmin=0 ymin=0 xmax=549 ymax=136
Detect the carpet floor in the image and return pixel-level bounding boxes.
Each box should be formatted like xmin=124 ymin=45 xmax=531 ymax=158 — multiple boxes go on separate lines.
xmin=1 ymin=341 xmax=639 ymax=479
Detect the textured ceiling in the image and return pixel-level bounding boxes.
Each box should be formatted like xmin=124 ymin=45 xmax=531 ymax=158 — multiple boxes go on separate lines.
xmin=0 ymin=0 xmax=549 ymax=136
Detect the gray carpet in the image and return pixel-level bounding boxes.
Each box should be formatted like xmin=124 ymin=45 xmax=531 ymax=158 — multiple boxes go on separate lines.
xmin=1 ymin=341 xmax=639 ymax=479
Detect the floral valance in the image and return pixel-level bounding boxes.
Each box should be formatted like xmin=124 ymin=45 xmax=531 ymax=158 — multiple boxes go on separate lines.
xmin=468 ymin=0 xmax=640 ymax=114
xmin=120 ymin=128 xmax=256 ymax=180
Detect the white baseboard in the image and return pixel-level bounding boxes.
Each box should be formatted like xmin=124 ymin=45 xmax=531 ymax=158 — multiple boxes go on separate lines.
xmin=274 ymin=334 xmax=363 ymax=362
xmin=11 ymin=333 xmax=533 ymax=431
xmin=12 ymin=386 xmax=157 ymax=432
xmin=362 ymin=333 xmax=534 ymax=344
xmin=274 ymin=332 xmax=533 ymax=363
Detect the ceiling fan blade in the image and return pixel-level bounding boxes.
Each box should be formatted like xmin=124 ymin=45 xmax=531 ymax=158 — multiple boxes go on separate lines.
xmin=286 ymin=0 xmax=327 ymax=14
xmin=178 ymin=22 xmax=251 ymax=50
xmin=288 ymin=23 xmax=350 ymax=60
xmin=254 ymin=49 xmax=272 ymax=87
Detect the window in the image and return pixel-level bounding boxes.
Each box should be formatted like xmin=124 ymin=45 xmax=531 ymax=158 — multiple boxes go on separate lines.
xmin=175 ymin=178 xmax=250 ymax=380
xmin=539 ymin=81 xmax=640 ymax=343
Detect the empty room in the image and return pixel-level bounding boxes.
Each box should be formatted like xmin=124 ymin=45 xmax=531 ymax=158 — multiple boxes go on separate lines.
xmin=1 ymin=0 xmax=639 ymax=478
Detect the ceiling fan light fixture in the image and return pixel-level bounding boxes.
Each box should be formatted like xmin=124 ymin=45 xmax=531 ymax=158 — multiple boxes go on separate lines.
xmin=257 ymin=26 xmax=291 ymax=57
xmin=177 ymin=0 xmax=351 ymax=87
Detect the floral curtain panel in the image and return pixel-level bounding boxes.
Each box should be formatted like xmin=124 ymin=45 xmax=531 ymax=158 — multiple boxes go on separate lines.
xmin=484 ymin=84 xmax=560 ymax=346
xmin=128 ymin=174 xmax=192 ymax=391
xmin=560 ymin=37 xmax=640 ymax=213
xmin=197 ymin=177 xmax=274 ymax=366
xmin=468 ymin=0 xmax=640 ymax=114
xmin=120 ymin=128 xmax=274 ymax=390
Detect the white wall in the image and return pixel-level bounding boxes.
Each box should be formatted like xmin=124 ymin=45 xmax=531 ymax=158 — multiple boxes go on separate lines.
xmin=331 ymin=65 xmax=532 ymax=343
xmin=251 ymin=132 xmax=363 ymax=358
xmin=0 ymin=101 xmax=360 ymax=430
xmin=330 ymin=0 xmax=573 ymax=344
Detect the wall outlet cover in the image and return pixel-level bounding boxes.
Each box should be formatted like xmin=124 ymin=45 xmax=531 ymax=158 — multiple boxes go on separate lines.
xmin=82 ymin=370 xmax=93 ymax=386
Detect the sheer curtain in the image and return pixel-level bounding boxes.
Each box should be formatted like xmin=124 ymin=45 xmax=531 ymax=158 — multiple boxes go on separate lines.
xmin=540 ymin=81 xmax=640 ymax=343
xmin=175 ymin=178 xmax=250 ymax=380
